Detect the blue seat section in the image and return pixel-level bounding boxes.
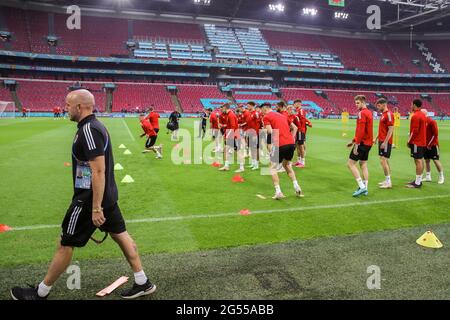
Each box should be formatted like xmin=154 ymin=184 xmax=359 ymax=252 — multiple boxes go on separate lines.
xmin=204 ymin=24 xmax=276 ymax=64
xmin=134 ymin=41 xmax=212 ymax=61
xmin=280 ymin=50 xmax=344 ymax=69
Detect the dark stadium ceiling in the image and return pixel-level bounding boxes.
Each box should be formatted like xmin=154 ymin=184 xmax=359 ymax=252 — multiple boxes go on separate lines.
xmin=10 ymin=0 xmax=450 ymax=33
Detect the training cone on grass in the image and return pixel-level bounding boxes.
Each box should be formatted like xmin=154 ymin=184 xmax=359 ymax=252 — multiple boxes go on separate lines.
xmin=240 ymin=209 xmax=251 ymax=216
xmin=118 ymin=144 xmax=126 ymax=149
xmin=123 ymin=149 xmax=132 ymax=155
xmin=232 ymin=174 xmax=245 ymax=183
xmin=114 ymin=163 xmax=124 ymax=171
xmin=0 ymin=224 xmax=12 ymax=233
xmin=416 ymin=231 xmax=443 ymax=249
xmin=121 ymin=175 xmax=134 ymax=183
xmin=211 ymin=162 xmax=221 ymax=168
xmin=64 ymin=162 xmax=71 ymax=167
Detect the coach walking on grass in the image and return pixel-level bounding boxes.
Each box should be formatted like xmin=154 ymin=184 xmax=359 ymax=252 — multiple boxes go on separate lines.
xmin=10 ymin=89 xmax=156 ymax=300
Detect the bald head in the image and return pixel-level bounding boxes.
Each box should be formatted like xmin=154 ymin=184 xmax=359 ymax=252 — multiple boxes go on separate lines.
xmin=67 ymin=89 xmax=95 ymax=108
xmin=66 ymin=89 xmax=96 ymax=123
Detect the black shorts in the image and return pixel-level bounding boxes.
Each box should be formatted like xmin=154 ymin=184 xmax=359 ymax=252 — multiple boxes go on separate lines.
xmin=410 ymin=144 xmax=425 ymax=159
xmin=154 ymin=128 xmax=159 ymax=134
xmin=271 ymin=144 xmax=295 ymax=164
xmin=145 ymin=135 xmax=157 ymax=148
xmin=378 ymin=142 xmax=392 ymax=159
xmin=424 ymin=146 xmax=440 ymax=160
xmin=61 ymin=198 xmax=126 ymax=247
xmin=349 ymin=144 xmax=372 ymax=162
xmin=296 ymin=132 xmax=306 ymax=145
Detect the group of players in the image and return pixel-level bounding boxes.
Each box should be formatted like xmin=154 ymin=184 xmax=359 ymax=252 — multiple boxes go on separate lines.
xmin=138 ymin=95 xmax=444 ymax=200
xmin=347 ymin=95 xmax=444 ymax=197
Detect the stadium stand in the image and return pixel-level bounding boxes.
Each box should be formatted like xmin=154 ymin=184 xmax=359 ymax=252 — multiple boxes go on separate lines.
xmin=134 ymin=41 xmax=212 ymax=61
xmin=262 ymin=30 xmax=325 ymax=52
xmin=279 ymin=50 xmax=344 ymax=69
xmin=53 ymin=14 xmax=129 ymax=57
xmin=204 ymin=25 xmax=277 ymax=64
xmin=177 ymin=85 xmax=226 ymax=112
xmin=133 ymin=20 xmax=204 ymax=43
xmin=13 ymin=80 xmax=106 ymax=112
xmin=0 ymin=85 xmax=12 ymax=102
xmin=1 ymin=7 xmax=31 ymax=52
xmin=112 ymin=83 xmax=174 ymax=112
xmin=423 ymin=40 xmax=450 ymax=72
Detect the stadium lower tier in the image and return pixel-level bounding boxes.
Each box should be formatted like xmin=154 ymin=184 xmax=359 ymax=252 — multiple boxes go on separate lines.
xmin=1 ymin=79 xmax=449 ymax=115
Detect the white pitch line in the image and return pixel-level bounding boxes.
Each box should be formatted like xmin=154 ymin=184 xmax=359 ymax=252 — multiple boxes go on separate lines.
xmin=9 ymin=194 xmax=450 ymax=232
xmin=121 ymin=119 xmax=135 ymax=141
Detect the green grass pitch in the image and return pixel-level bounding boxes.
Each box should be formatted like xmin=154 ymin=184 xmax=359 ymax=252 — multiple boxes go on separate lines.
xmin=0 ymin=117 xmax=449 ymax=299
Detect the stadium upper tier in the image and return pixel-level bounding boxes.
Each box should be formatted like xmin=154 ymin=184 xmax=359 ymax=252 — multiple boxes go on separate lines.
xmin=2 ymin=79 xmax=449 ymax=115
xmin=0 ymin=7 xmax=447 ymax=73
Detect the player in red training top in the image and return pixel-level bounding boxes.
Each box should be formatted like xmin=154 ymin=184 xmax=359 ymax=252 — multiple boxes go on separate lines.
xmin=347 ymin=95 xmax=373 ymax=197
xmin=219 ymin=104 xmax=244 ymax=173
xmin=422 ymin=109 xmax=445 ymax=185
xmin=145 ymin=106 xmax=160 ymax=134
xmin=261 ymin=103 xmax=303 ymax=200
xmin=209 ymin=108 xmax=221 ymax=153
xmin=139 ymin=115 xmax=162 ymax=159
xmin=406 ymin=99 xmax=427 ymax=188
xmin=245 ymin=101 xmax=260 ymax=170
xmin=374 ymin=98 xmax=395 ymax=189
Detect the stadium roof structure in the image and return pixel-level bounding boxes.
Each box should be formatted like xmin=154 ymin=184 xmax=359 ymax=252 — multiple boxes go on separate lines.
xmin=4 ymin=0 xmax=450 ymax=34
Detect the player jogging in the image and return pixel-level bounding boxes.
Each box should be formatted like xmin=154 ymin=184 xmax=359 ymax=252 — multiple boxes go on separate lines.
xmin=374 ymin=98 xmax=395 ymax=189
xmin=422 ymin=109 xmax=445 ymax=184
xmin=139 ymin=115 xmax=162 ymax=159
xmin=261 ymin=103 xmax=303 ymax=200
xmin=347 ymin=95 xmax=373 ymax=197
xmin=406 ymin=99 xmax=427 ymax=189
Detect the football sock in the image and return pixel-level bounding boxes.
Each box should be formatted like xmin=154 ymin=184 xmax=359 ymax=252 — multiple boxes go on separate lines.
xmin=356 ymin=178 xmax=366 ymax=189
xmin=385 ymin=176 xmax=391 ymax=184
xmin=364 ymin=180 xmax=369 ymax=190
xmin=134 ymin=270 xmax=148 ymax=286
xmin=293 ymin=180 xmax=300 ymax=191
xmin=415 ymin=175 xmax=422 ymax=185
xmin=38 ymin=281 xmax=52 ymax=297
xmin=275 ymin=185 xmax=282 ymax=194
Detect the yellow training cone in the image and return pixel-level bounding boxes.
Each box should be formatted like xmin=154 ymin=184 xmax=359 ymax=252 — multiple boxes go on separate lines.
xmin=114 ymin=163 xmax=124 ymax=171
xmin=416 ymin=231 xmax=443 ymax=249
xmin=123 ymin=149 xmax=132 ymax=155
xmin=121 ymin=175 xmax=134 ymax=183
xmin=118 ymin=144 xmax=126 ymax=149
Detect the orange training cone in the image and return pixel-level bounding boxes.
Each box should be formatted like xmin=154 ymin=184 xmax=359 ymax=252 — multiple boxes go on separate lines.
xmin=232 ymin=174 xmax=245 ymax=183
xmin=240 ymin=209 xmax=251 ymax=216
xmin=0 ymin=224 xmax=12 ymax=233
xmin=416 ymin=231 xmax=443 ymax=249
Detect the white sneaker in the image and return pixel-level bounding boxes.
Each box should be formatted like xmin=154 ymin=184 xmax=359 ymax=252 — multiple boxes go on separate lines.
xmin=295 ymin=189 xmax=305 ymax=198
xmin=251 ymin=166 xmax=259 ymax=171
xmin=156 ymin=155 xmax=163 ymax=159
xmin=142 ymin=150 xmax=151 ymax=153
xmin=438 ymin=176 xmax=445 ymax=184
xmin=219 ymin=166 xmax=230 ymax=171
xmin=272 ymin=193 xmax=286 ymax=200
xmin=423 ymin=176 xmax=432 ymax=182
xmin=378 ymin=181 xmax=386 ymax=186
xmin=379 ymin=182 xmax=392 ymax=189
xmin=234 ymin=168 xmax=245 ymax=173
